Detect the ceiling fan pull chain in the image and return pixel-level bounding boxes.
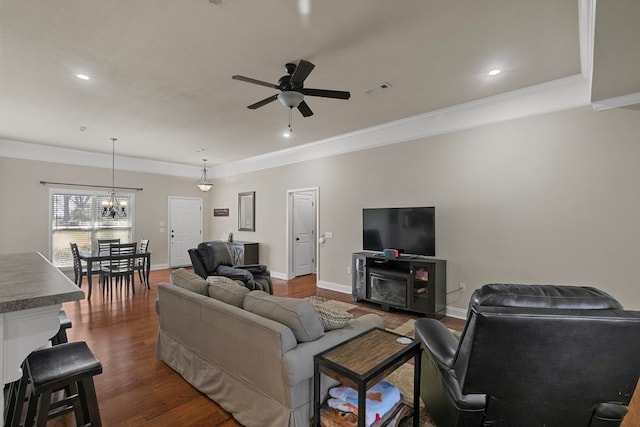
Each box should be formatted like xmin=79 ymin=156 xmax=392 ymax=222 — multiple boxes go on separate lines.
xmin=288 ymin=107 xmax=293 ymax=134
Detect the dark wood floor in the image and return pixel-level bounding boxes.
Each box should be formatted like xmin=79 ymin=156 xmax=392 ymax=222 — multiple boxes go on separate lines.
xmin=42 ymin=268 xmax=463 ymax=426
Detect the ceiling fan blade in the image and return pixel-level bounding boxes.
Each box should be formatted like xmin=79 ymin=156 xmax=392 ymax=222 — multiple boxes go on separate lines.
xmin=290 ymin=60 xmax=315 ymax=87
xmin=232 ymin=75 xmax=279 ymax=89
xmin=301 ymin=88 xmax=351 ymax=100
xmin=297 ymin=100 xmax=314 ymax=117
xmin=247 ymin=94 xmax=278 ymax=109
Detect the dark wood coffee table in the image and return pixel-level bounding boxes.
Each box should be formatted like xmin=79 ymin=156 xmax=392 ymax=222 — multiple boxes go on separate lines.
xmin=313 ymin=328 xmax=421 ymax=427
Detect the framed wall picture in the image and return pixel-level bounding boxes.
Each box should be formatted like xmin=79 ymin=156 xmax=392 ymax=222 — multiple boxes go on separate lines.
xmin=238 ymin=191 xmax=255 ymax=231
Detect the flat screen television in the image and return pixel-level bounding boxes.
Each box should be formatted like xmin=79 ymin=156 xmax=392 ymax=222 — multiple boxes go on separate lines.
xmin=362 ymin=207 xmax=435 ymax=256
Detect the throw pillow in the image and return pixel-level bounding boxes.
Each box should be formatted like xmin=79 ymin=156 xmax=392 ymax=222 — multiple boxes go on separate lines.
xmin=309 ymin=303 xmax=353 ymax=331
xmin=305 ymin=296 xmax=353 ymax=331
xmin=243 ymin=291 xmax=324 ymax=342
xmin=170 ymin=268 xmax=209 ymax=295
xmin=207 ymin=278 xmax=250 ymax=308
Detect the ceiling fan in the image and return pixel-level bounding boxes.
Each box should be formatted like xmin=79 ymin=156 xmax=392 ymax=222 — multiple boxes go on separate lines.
xmin=231 ymin=60 xmax=351 ymax=118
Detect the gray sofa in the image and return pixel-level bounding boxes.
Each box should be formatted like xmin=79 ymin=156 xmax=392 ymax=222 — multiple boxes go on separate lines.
xmin=155 ymin=269 xmax=384 ymax=427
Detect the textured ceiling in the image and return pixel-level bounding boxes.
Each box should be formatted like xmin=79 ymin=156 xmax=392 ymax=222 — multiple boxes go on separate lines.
xmin=0 ymin=0 xmax=582 ymax=167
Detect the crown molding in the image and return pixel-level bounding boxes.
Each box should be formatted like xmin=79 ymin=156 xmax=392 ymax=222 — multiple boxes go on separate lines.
xmin=591 ymin=91 xmax=640 ymax=111
xmin=0 ymin=139 xmax=200 ymax=178
xmin=211 ymin=74 xmax=591 ymax=178
xmin=2 ymin=75 xmax=590 ymax=179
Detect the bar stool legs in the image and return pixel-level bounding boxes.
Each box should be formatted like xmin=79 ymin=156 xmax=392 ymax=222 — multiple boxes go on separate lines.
xmin=12 ymin=341 xmax=103 ymax=427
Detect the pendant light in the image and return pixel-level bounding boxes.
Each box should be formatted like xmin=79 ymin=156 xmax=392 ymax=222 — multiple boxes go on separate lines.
xmin=102 ymin=138 xmax=127 ymax=218
xmin=196 ymin=159 xmax=213 ymax=192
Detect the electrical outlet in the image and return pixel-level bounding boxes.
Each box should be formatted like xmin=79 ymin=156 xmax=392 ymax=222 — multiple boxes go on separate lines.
xmin=460 ymin=283 xmax=466 ymax=292
xmin=347 ymin=266 xmax=352 ymax=274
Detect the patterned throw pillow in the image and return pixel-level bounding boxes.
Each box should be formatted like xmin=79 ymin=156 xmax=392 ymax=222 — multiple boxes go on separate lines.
xmin=305 ymin=296 xmax=353 ymax=331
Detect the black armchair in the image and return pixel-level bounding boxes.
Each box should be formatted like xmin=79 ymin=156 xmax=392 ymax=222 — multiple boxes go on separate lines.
xmin=415 ymin=283 xmax=640 ymax=426
xmin=188 ymin=241 xmax=272 ymax=294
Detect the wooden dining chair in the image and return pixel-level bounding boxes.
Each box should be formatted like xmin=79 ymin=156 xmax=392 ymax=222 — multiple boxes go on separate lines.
xmin=100 ymin=242 xmax=137 ymax=296
xmin=69 ymin=242 xmax=98 ymax=288
xmin=97 ymin=239 xmax=120 ymax=286
xmin=134 ymin=239 xmax=150 ymax=288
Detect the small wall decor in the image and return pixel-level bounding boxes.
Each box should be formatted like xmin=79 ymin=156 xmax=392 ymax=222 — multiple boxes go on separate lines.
xmin=238 ymin=191 xmax=255 ymax=231
xmin=213 ymin=208 xmax=229 ymax=217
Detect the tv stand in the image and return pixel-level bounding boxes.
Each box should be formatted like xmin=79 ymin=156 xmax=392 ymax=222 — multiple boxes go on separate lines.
xmin=352 ymin=252 xmax=446 ymax=318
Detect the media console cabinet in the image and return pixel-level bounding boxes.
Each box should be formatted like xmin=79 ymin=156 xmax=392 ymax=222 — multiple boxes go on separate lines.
xmin=352 ymin=252 xmax=446 ymax=318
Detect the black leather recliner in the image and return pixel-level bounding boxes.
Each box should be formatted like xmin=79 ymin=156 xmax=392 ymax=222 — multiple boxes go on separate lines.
xmin=415 ymin=283 xmax=640 ymax=426
xmin=188 ymin=241 xmax=273 ymax=294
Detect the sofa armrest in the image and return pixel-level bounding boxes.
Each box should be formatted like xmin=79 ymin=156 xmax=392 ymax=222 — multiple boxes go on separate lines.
xmin=415 ymin=318 xmax=459 ymax=369
xmin=282 ymin=313 xmax=384 ymax=386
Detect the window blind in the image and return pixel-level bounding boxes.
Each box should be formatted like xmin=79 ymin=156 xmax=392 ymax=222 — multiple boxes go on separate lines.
xmin=51 ymin=191 xmax=134 ymax=267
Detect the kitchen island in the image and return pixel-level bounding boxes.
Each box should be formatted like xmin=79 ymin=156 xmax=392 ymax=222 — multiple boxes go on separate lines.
xmin=0 ymin=252 xmax=84 ymax=422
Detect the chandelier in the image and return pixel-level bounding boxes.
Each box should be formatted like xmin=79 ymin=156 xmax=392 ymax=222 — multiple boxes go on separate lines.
xmin=196 ymin=159 xmax=213 ymax=192
xmin=102 ymin=138 xmax=127 ymax=218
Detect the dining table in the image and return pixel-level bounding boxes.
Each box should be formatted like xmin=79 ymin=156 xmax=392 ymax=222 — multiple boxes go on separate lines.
xmin=79 ymin=250 xmax=152 ymax=298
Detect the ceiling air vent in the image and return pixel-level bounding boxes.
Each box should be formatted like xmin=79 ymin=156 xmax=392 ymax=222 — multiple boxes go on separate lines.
xmin=364 ymin=82 xmax=392 ymax=95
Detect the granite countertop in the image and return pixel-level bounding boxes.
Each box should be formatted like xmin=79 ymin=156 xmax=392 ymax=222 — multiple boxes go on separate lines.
xmin=0 ymin=252 xmax=85 ymax=313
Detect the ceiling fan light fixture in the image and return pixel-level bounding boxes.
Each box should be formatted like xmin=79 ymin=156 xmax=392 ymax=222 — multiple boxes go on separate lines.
xmin=277 ymin=91 xmax=304 ymax=109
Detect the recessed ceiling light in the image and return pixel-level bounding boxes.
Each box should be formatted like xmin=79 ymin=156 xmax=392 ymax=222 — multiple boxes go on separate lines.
xmin=488 ymin=69 xmax=502 ymax=76
xmin=282 ymin=131 xmax=291 ymax=138
xmin=76 ymin=73 xmax=90 ymax=80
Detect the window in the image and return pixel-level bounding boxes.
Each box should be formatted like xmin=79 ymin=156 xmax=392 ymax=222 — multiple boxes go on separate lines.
xmin=50 ymin=189 xmax=134 ymax=267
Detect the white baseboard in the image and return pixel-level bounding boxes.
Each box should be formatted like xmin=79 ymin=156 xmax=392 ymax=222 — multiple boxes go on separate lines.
xmin=270 ymin=271 xmax=288 ymax=280
xmin=151 ymin=263 xmax=170 ymax=271
xmin=317 ymin=280 xmax=351 ymax=294
xmin=446 ymin=306 xmax=468 ymax=320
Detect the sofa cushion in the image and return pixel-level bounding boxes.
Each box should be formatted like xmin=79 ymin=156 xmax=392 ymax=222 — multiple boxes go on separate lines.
xmin=170 ymin=268 xmax=209 ymax=295
xmin=207 ymin=276 xmax=250 ymax=307
xmin=206 ymin=275 xmax=243 ymax=287
xmin=244 ymin=291 xmax=324 ymax=342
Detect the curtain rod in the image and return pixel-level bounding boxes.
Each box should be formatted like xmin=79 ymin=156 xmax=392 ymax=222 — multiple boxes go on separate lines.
xmin=40 ymin=181 xmax=143 ymax=191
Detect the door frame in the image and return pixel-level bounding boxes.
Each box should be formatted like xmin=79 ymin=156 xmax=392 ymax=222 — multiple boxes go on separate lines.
xmin=168 ymin=196 xmax=203 ymax=268
xmin=285 ymin=187 xmax=319 ymax=281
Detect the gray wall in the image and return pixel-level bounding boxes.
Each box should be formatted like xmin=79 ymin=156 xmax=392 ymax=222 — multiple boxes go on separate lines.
xmin=209 ymin=106 xmax=640 ymax=310
xmin=2 ymin=105 xmax=639 ymax=311
xmin=0 ymin=157 xmax=211 ymax=266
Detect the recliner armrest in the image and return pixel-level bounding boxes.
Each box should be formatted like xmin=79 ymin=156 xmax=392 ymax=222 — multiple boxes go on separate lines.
xmin=415 ymin=318 xmax=459 ymax=368
xmin=235 ymin=264 xmax=268 ymax=275
xmin=216 ymin=265 xmax=254 ymax=282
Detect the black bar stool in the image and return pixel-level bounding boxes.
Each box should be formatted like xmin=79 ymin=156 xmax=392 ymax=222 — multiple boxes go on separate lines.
xmin=51 ymin=310 xmax=72 ymax=345
xmin=20 ymin=341 xmax=103 ymax=427
xmin=4 ymin=310 xmax=74 ymax=426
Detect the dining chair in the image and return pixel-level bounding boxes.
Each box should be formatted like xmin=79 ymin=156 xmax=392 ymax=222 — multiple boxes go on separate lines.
xmin=69 ymin=242 xmax=98 ymax=288
xmin=100 ymin=242 xmax=137 ymax=296
xmin=134 ymin=239 xmax=150 ymax=289
xmin=97 ymin=239 xmax=120 ymax=286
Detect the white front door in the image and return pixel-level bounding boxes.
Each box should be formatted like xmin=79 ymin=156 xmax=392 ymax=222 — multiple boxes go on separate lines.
xmin=293 ymin=191 xmax=316 ymax=276
xmin=169 ymin=197 xmax=202 ymax=267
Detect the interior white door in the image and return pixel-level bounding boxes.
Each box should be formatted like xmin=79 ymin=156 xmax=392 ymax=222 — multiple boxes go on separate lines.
xmin=169 ymin=197 xmax=202 ymax=267
xmin=293 ymin=191 xmax=315 ymax=276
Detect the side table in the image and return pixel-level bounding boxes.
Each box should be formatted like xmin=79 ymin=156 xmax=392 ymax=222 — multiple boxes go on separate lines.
xmin=313 ymin=328 xmax=421 ymax=427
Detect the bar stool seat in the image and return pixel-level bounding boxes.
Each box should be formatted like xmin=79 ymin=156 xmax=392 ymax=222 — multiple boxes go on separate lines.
xmin=23 ymin=341 xmax=103 ymax=427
